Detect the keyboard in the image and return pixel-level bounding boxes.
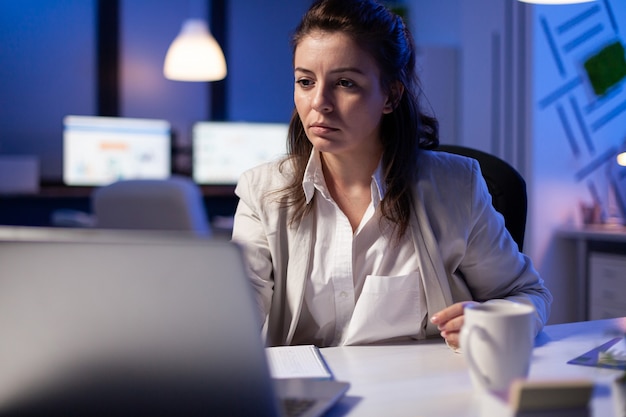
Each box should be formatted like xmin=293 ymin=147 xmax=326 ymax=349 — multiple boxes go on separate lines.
xmin=282 ymin=397 xmax=317 ymax=417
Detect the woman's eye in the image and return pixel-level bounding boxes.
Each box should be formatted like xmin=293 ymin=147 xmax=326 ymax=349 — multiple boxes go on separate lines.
xmin=337 ymin=79 xmax=354 ymax=88
xmin=296 ymin=79 xmax=313 ymax=87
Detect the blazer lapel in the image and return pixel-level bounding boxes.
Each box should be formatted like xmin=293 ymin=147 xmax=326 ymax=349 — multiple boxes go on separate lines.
xmin=410 ymin=192 xmax=454 ymax=336
xmin=284 ymin=210 xmax=316 ymax=344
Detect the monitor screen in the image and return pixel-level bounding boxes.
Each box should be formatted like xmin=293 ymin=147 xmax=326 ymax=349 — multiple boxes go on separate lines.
xmin=192 ymin=121 xmax=288 ymax=185
xmin=63 ymin=115 xmax=171 ymax=186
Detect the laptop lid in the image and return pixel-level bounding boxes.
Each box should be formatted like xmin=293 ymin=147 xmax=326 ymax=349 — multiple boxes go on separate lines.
xmin=0 ymin=231 xmax=282 ymax=416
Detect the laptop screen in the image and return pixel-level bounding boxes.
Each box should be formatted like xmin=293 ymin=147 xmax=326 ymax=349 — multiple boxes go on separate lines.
xmin=192 ymin=121 xmax=288 ymax=185
xmin=0 ymin=227 xmax=282 ymax=416
xmin=0 ymin=225 xmax=349 ymax=417
xmin=63 ymin=115 xmax=171 ymax=186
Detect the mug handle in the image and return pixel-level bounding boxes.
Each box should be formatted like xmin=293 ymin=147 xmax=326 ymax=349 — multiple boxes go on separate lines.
xmin=461 ymin=324 xmax=493 ymax=390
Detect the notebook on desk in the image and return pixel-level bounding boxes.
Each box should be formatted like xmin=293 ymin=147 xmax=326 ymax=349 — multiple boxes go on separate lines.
xmin=0 ymin=228 xmax=349 ymax=416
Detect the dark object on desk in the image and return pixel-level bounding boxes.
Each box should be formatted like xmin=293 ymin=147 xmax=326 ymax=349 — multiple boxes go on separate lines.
xmin=436 ymin=145 xmax=527 ymax=251
xmin=568 ymin=337 xmax=626 ymax=371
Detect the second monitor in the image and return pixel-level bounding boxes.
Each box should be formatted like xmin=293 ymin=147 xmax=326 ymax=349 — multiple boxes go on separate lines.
xmin=63 ymin=115 xmax=172 ymax=187
xmin=192 ymin=121 xmax=288 ymax=185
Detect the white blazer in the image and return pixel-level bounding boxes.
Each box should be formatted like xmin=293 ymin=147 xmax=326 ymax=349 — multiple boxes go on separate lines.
xmin=232 ymin=150 xmax=552 ymax=346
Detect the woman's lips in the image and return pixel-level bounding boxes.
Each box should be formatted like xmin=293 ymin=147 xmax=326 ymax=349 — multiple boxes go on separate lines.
xmin=309 ymin=124 xmax=338 ymax=135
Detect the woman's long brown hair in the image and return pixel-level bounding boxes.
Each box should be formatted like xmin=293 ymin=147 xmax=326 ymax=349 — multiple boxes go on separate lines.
xmin=274 ymin=0 xmax=439 ymax=239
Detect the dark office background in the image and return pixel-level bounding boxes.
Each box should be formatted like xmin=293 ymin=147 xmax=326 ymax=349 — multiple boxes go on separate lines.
xmin=0 ymin=0 xmax=309 ymax=182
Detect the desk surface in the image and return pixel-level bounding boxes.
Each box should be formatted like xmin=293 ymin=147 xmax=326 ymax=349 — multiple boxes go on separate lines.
xmin=557 ymin=224 xmax=626 ymax=242
xmin=321 ymin=318 xmax=626 ymax=417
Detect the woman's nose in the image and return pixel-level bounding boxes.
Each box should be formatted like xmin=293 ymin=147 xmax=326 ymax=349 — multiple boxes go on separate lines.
xmin=311 ymin=85 xmax=333 ymax=113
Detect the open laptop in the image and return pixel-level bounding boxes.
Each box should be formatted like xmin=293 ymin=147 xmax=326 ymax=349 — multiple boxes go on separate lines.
xmin=0 ymin=226 xmax=349 ymax=416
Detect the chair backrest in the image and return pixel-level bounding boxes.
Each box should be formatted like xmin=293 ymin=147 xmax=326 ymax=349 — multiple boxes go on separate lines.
xmin=435 ymin=144 xmax=527 ymax=251
xmin=91 ymin=176 xmax=211 ymax=236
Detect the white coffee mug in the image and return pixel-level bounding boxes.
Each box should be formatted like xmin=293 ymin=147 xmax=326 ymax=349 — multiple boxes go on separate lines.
xmin=460 ymin=300 xmax=536 ymax=393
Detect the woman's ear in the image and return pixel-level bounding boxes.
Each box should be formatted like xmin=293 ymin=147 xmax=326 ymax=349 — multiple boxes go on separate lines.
xmin=383 ymin=81 xmax=405 ymax=114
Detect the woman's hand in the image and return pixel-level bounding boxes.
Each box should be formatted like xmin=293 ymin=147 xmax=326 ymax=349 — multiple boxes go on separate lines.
xmin=430 ymin=301 xmax=478 ymax=350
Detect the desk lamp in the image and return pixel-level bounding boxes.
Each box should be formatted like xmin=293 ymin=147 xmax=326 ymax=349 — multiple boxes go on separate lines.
xmin=163 ymin=18 xmax=227 ymax=82
xmin=162 ymin=2 xmax=228 ymax=175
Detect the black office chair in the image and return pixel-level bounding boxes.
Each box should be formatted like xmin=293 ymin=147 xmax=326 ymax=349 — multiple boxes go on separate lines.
xmin=435 ymin=144 xmax=527 ymax=251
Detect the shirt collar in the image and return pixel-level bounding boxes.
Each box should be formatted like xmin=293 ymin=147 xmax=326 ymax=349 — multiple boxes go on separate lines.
xmin=371 ymin=160 xmax=386 ymax=203
xmin=302 ymin=150 xmax=324 ymax=204
xmin=302 ymin=150 xmax=387 ymax=205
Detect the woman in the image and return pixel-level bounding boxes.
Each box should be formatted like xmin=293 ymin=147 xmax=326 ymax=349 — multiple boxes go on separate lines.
xmin=232 ymin=0 xmax=552 ymax=349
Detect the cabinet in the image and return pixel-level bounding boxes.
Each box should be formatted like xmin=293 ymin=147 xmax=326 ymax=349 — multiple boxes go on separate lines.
xmin=556 ymin=225 xmax=626 ymax=321
xmin=588 ymin=252 xmax=626 ymax=320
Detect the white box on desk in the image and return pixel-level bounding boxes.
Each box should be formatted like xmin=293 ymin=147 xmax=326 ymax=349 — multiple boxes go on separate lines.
xmin=480 ymin=379 xmax=593 ymax=417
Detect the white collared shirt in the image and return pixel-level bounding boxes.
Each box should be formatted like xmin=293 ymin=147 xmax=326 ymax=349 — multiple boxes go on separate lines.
xmin=291 ymin=151 xmax=426 ymax=346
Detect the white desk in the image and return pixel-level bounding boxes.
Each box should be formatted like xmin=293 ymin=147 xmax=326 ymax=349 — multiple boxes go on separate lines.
xmin=321 ymin=317 xmax=626 ymax=416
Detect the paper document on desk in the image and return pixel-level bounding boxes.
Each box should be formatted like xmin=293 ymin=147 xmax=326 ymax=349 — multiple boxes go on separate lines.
xmin=266 ymin=345 xmax=333 ymax=380
xmin=568 ymin=337 xmax=626 ymax=370
xmin=603 ymin=337 xmax=626 ymax=361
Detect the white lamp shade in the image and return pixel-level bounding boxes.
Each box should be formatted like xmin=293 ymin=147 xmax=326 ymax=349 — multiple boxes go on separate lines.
xmin=163 ymin=19 xmax=227 ymax=82
xmin=518 ymin=0 xmax=596 ymax=4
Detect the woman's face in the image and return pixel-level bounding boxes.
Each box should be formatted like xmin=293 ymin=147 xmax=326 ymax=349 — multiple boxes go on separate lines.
xmin=293 ymin=31 xmax=394 ymax=158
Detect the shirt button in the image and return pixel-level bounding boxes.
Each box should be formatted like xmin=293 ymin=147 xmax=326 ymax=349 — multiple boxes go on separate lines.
xmin=339 ymin=291 xmax=348 ymax=298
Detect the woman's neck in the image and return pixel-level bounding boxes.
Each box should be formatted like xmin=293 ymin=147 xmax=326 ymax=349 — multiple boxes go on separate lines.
xmin=320 ymin=151 xmax=381 ymax=231
xmin=319 ymin=149 xmax=381 ymax=187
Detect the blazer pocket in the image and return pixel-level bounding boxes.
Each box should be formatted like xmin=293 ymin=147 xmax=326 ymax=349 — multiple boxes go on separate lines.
xmin=341 ymin=271 xmax=426 ymax=345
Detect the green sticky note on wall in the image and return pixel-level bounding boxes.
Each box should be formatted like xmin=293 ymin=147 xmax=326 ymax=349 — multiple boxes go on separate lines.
xmin=584 ymin=41 xmax=626 ymax=97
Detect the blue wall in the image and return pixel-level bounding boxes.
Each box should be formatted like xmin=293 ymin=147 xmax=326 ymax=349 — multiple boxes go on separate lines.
xmin=227 ymin=0 xmax=309 ymax=123
xmin=0 ymin=0 xmax=96 ymax=181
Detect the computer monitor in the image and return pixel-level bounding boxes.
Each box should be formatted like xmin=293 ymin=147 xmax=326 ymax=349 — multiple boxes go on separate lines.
xmin=63 ymin=115 xmax=172 ymax=186
xmin=192 ymin=121 xmax=288 ymax=185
